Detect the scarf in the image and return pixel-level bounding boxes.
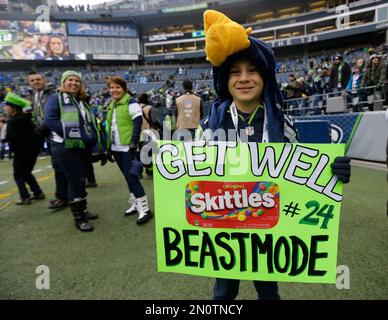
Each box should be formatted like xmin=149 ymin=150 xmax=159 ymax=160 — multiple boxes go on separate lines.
xmin=58 ymin=92 xmax=99 ymax=149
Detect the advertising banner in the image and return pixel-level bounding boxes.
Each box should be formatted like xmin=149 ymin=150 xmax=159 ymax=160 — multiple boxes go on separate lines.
xmin=67 ymin=22 xmax=138 ymax=38
xmin=154 ymin=141 xmax=345 ymax=284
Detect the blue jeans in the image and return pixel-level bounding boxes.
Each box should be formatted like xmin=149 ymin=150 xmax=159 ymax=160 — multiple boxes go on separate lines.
xmin=50 ymin=142 xmax=88 ymax=202
xmin=213 ymin=278 xmax=280 ymax=300
xmin=0 ymin=140 xmax=11 ymax=160
xmin=0 ymin=140 xmax=5 ymax=160
xmin=13 ymin=155 xmax=42 ymax=199
xmin=313 ymin=95 xmax=322 ymax=115
xmin=346 ymin=92 xmax=364 ymax=112
xmin=298 ymin=98 xmax=308 ymax=116
xmin=112 ymin=150 xmax=145 ymax=198
xmin=86 ymin=157 xmax=96 ymax=183
xmin=287 ymin=100 xmax=299 ymax=116
xmin=50 ymin=143 xmax=68 ymax=201
xmin=173 ymin=128 xmax=196 ymax=141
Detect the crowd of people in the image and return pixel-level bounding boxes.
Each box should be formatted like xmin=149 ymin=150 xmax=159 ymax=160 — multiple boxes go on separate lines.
xmin=0 ymin=40 xmax=386 ymax=235
xmin=0 ymin=50 xmax=368 ymax=233
xmin=52 ymin=0 xmax=206 ymax=14
xmin=0 ymin=20 xmax=69 ymax=61
xmin=5 ymin=34 xmax=69 ymax=61
xmin=55 ymin=4 xmax=92 ymax=13
xmin=0 ymin=68 xmax=210 ymax=234
xmin=0 ymin=45 xmax=386 ymax=167
xmin=1 ymin=45 xmax=386 ymax=118
xmin=0 ymin=8 xmax=357 ymax=301
xmin=279 ymin=45 xmax=387 ymax=115
xmin=0 ymin=71 xmax=155 ymax=231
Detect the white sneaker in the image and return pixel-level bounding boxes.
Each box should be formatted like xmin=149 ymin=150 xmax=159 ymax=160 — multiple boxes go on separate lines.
xmin=135 ymin=195 xmax=153 ymax=225
xmin=124 ymin=193 xmax=137 ymax=216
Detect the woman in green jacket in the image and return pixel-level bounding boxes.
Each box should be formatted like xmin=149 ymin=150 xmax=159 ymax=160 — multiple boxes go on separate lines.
xmin=106 ymin=76 xmax=153 ymax=225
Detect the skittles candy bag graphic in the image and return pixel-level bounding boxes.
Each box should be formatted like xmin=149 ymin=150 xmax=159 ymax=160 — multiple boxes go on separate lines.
xmin=185 ymin=181 xmax=280 ymax=229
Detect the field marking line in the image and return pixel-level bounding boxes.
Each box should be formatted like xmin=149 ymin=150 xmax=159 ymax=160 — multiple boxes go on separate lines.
xmin=0 ymin=193 xmax=12 ymax=199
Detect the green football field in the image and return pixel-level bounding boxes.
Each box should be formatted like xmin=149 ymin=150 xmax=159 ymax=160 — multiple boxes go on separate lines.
xmin=0 ymin=156 xmax=387 ymax=300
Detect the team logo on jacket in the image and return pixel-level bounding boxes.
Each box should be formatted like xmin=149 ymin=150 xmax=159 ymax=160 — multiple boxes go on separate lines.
xmin=69 ymin=128 xmax=81 ymax=138
xmin=63 ymin=93 xmax=70 ymax=104
xmin=185 ymin=181 xmax=279 ymax=229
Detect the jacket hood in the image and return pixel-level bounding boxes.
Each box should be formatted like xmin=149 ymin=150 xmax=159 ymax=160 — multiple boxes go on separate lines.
xmin=11 ymin=111 xmax=33 ymax=123
xmin=207 ymin=37 xmax=285 ymax=142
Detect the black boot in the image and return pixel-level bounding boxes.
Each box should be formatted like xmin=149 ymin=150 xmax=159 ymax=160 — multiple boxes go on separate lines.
xmin=85 ymin=181 xmax=98 ymax=188
xmin=48 ymin=198 xmax=68 ymax=210
xmin=69 ymin=200 xmax=94 ymax=232
xmin=83 ymin=199 xmax=98 ymax=220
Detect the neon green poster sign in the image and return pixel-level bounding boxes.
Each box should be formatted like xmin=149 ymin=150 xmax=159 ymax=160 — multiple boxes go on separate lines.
xmin=153 ymin=141 xmax=345 ymax=284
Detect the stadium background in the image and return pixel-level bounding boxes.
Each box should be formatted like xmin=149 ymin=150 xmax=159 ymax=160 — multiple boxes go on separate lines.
xmin=1 ymin=0 xmax=387 ymax=160
xmin=0 ymin=0 xmax=387 ymax=300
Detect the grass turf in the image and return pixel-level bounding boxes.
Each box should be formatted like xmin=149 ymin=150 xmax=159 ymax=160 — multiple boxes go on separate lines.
xmin=0 ymin=157 xmax=387 ymax=300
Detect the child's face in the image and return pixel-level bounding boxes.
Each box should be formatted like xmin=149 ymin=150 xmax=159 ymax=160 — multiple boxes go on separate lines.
xmin=228 ymin=59 xmax=264 ymax=109
xmin=3 ymin=105 xmax=15 ymax=117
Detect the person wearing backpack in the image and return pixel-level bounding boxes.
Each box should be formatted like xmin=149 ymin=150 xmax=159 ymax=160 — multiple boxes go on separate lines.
xmin=175 ymin=79 xmax=203 ymax=140
xmin=138 ymin=92 xmax=158 ymax=178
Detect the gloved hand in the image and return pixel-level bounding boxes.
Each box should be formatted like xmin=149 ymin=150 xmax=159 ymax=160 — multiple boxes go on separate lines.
xmin=35 ymin=123 xmax=50 ymax=137
xmin=100 ymin=152 xmax=107 ymax=166
xmin=107 ymin=150 xmax=115 ymax=163
xmin=129 ymin=141 xmax=138 ymax=153
xmin=331 ymin=156 xmax=351 ymax=184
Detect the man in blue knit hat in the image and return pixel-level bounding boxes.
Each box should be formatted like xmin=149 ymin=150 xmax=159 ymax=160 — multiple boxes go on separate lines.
xmin=198 ymin=10 xmax=351 ymax=300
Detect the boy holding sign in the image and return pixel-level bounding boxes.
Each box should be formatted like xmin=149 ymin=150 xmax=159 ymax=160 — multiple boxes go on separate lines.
xmin=197 ymin=10 xmax=351 ymax=300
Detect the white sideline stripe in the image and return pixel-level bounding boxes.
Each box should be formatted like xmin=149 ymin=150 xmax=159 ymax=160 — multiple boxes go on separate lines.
xmin=351 ymin=159 xmax=387 ymax=172
xmin=32 ymin=169 xmax=43 ymax=174
xmin=46 ymin=165 xmax=52 ymax=169
xmin=0 ymin=181 xmax=9 ymax=185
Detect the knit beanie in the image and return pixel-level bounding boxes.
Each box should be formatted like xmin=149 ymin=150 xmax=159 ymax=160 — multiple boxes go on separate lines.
xmin=61 ymin=71 xmax=82 ymax=85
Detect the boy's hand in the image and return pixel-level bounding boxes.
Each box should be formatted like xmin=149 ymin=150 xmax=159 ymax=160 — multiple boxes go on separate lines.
xmin=331 ymin=156 xmax=351 ymax=183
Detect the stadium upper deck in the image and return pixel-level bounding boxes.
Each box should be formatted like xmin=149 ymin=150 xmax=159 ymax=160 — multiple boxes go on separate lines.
xmin=0 ymin=0 xmax=386 ymax=67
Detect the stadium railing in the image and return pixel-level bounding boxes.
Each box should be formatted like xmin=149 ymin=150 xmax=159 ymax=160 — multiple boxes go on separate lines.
xmin=282 ymin=85 xmax=386 ymax=116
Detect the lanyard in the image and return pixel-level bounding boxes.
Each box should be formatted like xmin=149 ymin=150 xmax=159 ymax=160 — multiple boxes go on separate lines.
xmin=238 ymin=106 xmax=259 ymax=125
xmin=230 ymin=103 xmax=268 ymax=143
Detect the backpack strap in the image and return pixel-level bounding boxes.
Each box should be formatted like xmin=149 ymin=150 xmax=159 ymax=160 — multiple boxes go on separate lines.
xmin=140 ymin=103 xmax=153 ymax=127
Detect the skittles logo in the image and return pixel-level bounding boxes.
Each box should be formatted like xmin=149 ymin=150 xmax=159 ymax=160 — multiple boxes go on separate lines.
xmin=185 ymin=181 xmax=280 ymax=229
